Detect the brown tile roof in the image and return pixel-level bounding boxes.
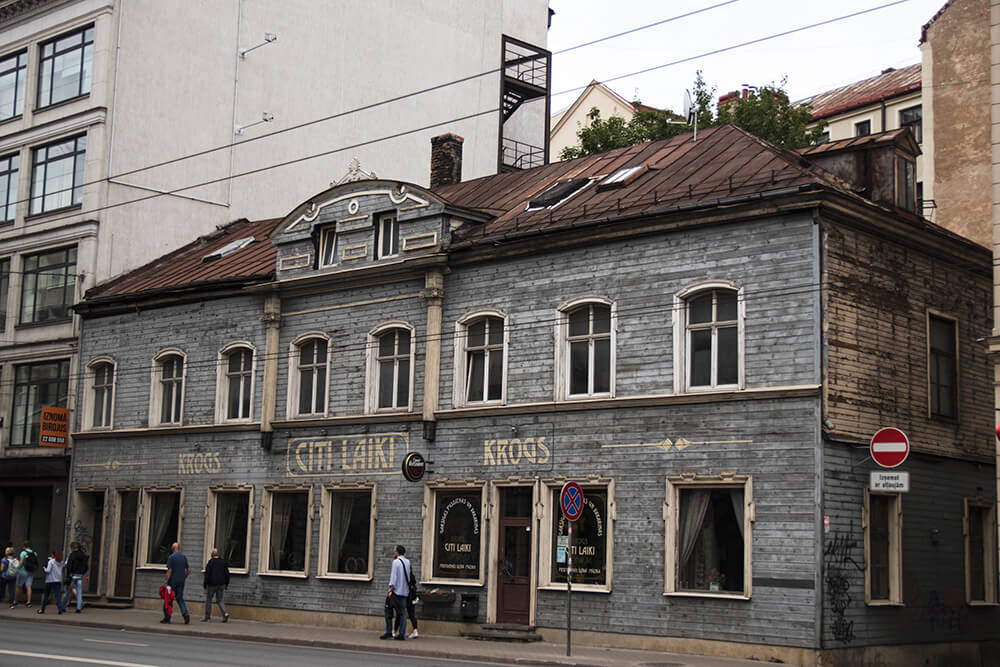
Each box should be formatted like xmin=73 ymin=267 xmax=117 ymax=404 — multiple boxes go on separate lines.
xmin=803 ymin=64 xmax=921 ymax=120
xmin=433 ymin=124 xmax=845 ymax=244
xmin=85 ymin=217 xmax=282 ymax=300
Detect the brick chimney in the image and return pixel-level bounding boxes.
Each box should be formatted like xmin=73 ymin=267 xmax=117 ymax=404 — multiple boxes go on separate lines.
xmin=430 ymin=133 xmax=463 ymax=188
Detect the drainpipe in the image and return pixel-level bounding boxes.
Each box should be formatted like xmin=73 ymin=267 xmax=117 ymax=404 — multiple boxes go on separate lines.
xmin=420 ymin=269 xmax=444 ymax=441
xmin=260 ymin=293 xmax=280 ymax=450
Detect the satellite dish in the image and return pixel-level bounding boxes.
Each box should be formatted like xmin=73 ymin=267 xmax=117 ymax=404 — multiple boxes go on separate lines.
xmin=683 ymin=89 xmax=694 ymax=125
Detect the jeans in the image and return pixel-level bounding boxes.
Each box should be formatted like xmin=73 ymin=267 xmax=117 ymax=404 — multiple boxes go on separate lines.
xmin=203 ymin=585 xmax=227 ymax=619
xmin=61 ymin=575 xmax=83 ymax=611
xmin=169 ymin=580 xmax=188 ymax=617
xmin=4 ymin=577 xmax=14 ymax=604
xmin=40 ymin=581 xmax=61 ymax=611
xmin=383 ymin=593 xmax=407 ymax=638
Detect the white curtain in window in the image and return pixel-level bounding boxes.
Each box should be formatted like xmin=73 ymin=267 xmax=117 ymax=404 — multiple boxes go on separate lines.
xmin=328 ymin=495 xmax=354 ymax=572
xmin=149 ymin=495 xmax=173 ymax=562
xmin=216 ymin=495 xmax=241 ymax=562
xmin=269 ymin=494 xmax=293 ymax=570
xmin=678 ymin=489 xmax=711 ymax=571
xmin=729 ymin=489 xmax=745 ymax=539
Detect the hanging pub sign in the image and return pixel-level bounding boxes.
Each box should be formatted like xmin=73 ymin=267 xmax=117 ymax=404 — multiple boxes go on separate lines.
xmin=40 ymin=406 xmax=70 ymax=447
xmin=433 ymin=490 xmax=481 ymax=579
xmin=552 ymin=487 xmax=607 ymax=586
xmin=401 ymin=452 xmax=426 ymax=482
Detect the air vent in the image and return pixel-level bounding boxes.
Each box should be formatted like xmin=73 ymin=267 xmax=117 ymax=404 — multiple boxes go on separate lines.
xmin=203 ymin=236 xmax=254 ymax=262
xmin=527 ymin=178 xmax=591 ymax=209
xmin=597 ymin=164 xmax=648 ymax=191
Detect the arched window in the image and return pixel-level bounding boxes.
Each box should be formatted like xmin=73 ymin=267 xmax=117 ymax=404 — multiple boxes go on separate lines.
xmin=455 ymin=311 xmax=507 ymax=406
xmin=84 ymin=357 xmax=115 ymax=429
xmin=217 ymin=343 xmax=255 ymax=422
xmin=288 ymin=334 xmax=329 ymax=418
xmin=556 ymin=298 xmax=615 ymax=399
xmin=675 ymin=283 xmax=743 ymax=391
xmin=150 ymin=349 xmax=185 ymax=426
xmin=367 ymin=323 xmax=414 ymax=412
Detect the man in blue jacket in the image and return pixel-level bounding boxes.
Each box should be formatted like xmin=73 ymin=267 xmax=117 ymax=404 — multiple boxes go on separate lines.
xmin=162 ymin=542 xmax=190 ymax=624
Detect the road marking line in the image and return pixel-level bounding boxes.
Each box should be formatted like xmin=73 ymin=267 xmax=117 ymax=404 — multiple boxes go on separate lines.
xmin=0 ymin=648 xmax=159 ymax=666
xmin=84 ymin=639 xmax=150 ymax=647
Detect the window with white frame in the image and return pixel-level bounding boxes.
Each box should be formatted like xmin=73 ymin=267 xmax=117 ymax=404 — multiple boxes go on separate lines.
xmin=288 ymin=334 xmax=329 ymax=418
xmin=421 ymin=483 xmax=486 ymax=584
xmin=928 ymin=313 xmax=957 ymax=419
xmin=259 ymin=487 xmax=312 ymax=576
xmin=217 ymin=343 xmax=254 ymax=422
xmin=20 ymin=245 xmax=76 ymax=324
xmin=556 ymin=299 xmax=614 ymax=399
xmin=140 ymin=489 xmax=182 ymax=567
xmin=30 ymin=135 xmax=86 ymax=215
xmin=964 ymin=499 xmax=997 ymax=604
xmin=367 ymin=324 xmax=413 ymax=412
xmin=206 ymin=487 xmax=252 ymax=573
xmin=319 ymin=226 xmax=338 ymax=266
xmin=375 ymin=212 xmax=399 ymax=259
xmin=865 ymin=489 xmax=902 ymax=605
xmin=539 ymin=478 xmax=614 ymax=591
xmin=0 ymin=50 xmax=27 ymax=120
xmin=455 ymin=312 xmax=506 ymax=406
xmin=37 ymin=24 xmax=93 ymax=108
xmin=664 ymin=475 xmax=752 ymax=597
xmin=83 ymin=357 xmax=115 ymax=430
xmin=318 ymin=483 xmax=376 ymax=579
xmin=675 ymin=284 xmax=742 ymax=391
xmin=150 ymin=350 xmax=185 ymax=426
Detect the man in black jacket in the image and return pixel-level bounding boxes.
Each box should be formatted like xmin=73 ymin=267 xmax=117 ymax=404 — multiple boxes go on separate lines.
xmin=201 ymin=548 xmax=230 ymax=622
xmin=60 ymin=542 xmax=88 ymax=614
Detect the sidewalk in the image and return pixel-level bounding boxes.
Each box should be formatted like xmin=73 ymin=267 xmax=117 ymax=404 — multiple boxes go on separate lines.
xmin=4 ymin=602 xmax=769 ymax=667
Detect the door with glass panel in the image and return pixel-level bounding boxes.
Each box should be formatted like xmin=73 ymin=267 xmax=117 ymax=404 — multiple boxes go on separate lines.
xmin=497 ymin=486 xmax=532 ymax=625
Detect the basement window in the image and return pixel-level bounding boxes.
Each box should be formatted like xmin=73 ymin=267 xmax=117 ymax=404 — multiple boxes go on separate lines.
xmin=598 ymin=165 xmax=647 ymax=190
xmin=527 ymin=178 xmax=591 ymax=209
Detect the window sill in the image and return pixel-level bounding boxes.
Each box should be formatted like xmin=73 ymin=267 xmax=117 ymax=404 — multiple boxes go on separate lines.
xmin=316 ymin=573 xmax=374 ymax=582
xmin=257 ymin=571 xmax=308 ymax=579
xmin=136 ymin=565 xmax=167 ymax=571
xmin=25 ymin=203 xmax=83 ymax=221
xmin=538 ymin=583 xmax=610 ymax=594
xmin=682 ymin=384 xmax=741 ymax=394
xmin=666 ymin=591 xmax=750 ymax=601
xmin=0 ymin=113 xmax=23 ymax=127
xmin=421 ymin=578 xmax=484 ymax=588
xmin=967 ymin=600 xmax=999 ymax=607
xmin=866 ymin=600 xmax=904 ymax=607
xmin=33 ymin=92 xmax=91 ymax=115
xmin=15 ymin=317 xmax=72 ymax=329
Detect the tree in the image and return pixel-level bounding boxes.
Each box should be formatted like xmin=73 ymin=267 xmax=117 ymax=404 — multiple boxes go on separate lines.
xmin=560 ymin=72 xmax=824 ymax=159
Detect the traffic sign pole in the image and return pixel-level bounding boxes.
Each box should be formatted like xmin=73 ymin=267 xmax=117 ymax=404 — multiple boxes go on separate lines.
xmin=566 ymin=522 xmax=572 ymax=657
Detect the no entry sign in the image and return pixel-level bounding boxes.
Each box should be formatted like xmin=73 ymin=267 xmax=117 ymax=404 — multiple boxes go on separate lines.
xmin=560 ymin=481 xmax=584 ymax=521
xmin=870 ymin=427 xmax=909 ymax=468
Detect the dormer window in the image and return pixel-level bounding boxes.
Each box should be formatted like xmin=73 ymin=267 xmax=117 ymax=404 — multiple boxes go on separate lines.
xmin=895 ymin=156 xmax=916 ymax=213
xmin=528 ymin=178 xmax=590 ymax=209
xmin=375 ymin=212 xmax=398 ymax=259
xmin=319 ymin=226 xmax=338 ymax=266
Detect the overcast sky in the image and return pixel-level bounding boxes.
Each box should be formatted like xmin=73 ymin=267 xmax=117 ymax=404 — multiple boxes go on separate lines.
xmin=547 ymin=0 xmax=944 ymax=113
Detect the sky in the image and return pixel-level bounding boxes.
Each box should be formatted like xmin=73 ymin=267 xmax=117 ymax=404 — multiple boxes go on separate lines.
xmin=546 ymin=0 xmax=945 ymax=114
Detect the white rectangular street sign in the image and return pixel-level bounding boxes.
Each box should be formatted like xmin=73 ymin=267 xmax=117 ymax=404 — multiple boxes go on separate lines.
xmin=557 ymin=536 xmax=569 ymax=548
xmin=871 ymin=471 xmax=909 ymax=492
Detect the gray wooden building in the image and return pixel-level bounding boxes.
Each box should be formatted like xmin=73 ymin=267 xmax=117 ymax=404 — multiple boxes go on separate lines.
xmin=69 ymin=127 xmax=998 ymax=666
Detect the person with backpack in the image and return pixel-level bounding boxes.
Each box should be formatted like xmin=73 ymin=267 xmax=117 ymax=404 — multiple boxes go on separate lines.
xmin=16 ymin=541 xmax=38 ymax=607
xmin=4 ymin=547 xmax=19 ymax=607
xmin=37 ymin=549 xmax=63 ymax=614
xmin=61 ymin=541 xmax=89 ymax=613
xmin=380 ymin=544 xmax=410 ymax=641
xmin=0 ymin=547 xmax=14 ymax=605
xmin=401 ymin=553 xmax=419 ymax=639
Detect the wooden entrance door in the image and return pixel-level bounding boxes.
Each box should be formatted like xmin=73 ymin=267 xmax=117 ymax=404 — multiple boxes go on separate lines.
xmin=497 ymin=486 xmax=532 ymax=625
xmin=113 ymin=491 xmax=138 ymax=599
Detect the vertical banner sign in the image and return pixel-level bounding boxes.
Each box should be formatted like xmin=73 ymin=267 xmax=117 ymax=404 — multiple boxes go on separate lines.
xmin=39 ymin=406 xmax=69 ymax=447
xmin=559 ymin=481 xmax=584 ymax=658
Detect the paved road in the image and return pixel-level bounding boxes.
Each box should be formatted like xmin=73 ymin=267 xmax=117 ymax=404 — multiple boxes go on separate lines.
xmin=0 ymin=619 xmax=504 ymax=667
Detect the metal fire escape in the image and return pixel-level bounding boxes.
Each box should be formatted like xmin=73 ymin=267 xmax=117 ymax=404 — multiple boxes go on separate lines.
xmin=499 ymin=35 xmax=551 ymax=172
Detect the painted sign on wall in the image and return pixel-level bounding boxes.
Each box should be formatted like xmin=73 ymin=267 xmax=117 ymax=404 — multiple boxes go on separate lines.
xmin=286 ymin=433 xmax=407 ymax=477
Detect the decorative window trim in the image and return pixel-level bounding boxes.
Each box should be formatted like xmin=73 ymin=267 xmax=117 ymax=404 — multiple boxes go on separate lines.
xmin=203 ymin=484 xmax=254 ymax=575
xmin=136 ymin=486 xmax=184 ymax=570
xmin=453 ymin=309 xmax=509 ymax=408
xmin=82 ymin=356 xmax=116 ymax=431
xmin=663 ymin=473 xmax=754 ymax=599
xmin=538 ymin=474 xmax=615 ymax=593
xmin=864 ymin=488 xmax=903 ymax=606
xmin=365 ymin=321 xmax=416 ymax=414
xmin=420 ymin=478 xmax=488 ymax=587
xmin=926 ymin=309 xmax=958 ymax=421
xmin=317 ymin=480 xmax=377 ymax=581
xmin=286 ymin=332 xmax=330 ymax=419
xmin=964 ymin=497 xmax=997 ymax=605
xmin=402 ymin=232 xmax=437 ymax=252
xmin=148 ymin=348 xmax=186 ymax=427
xmin=375 ymin=211 xmax=399 ymax=259
xmin=258 ymin=484 xmax=314 ymax=578
xmin=341 ymin=243 xmax=367 ymax=261
xmin=673 ymin=280 xmax=745 ymax=393
xmin=215 ymin=341 xmax=257 ymax=424
xmin=553 ymin=296 xmax=616 ymax=401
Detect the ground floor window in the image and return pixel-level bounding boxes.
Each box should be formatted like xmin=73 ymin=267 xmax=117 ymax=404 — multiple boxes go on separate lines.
xmin=540 ymin=478 xmax=614 ymax=592
xmin=865 ymin=490 xmax=902 ymax=605
xmin=140 ymin=489 xmax=182 ymax=567
xmin=965 ymin=499 xmax=997 ymax=604
xmin=259 ymin=487 xmax=311 ymax=576
xmin=665 ymin=475 xmax=752 ymax=597
xmin=422 ymin=483 xmax=486 ymax=584
xmin=206 ymin=487 xmax=252 ymax=572
xmin=319 ymin=483 xmax=375 ymax=580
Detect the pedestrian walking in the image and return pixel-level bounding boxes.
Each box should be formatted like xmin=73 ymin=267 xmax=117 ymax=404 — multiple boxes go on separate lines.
xmin=16 ymin=541 xmax=39 ymax=607
xmin=61 ymin=542 xmax=89 ymax=613
xmin=402 ymin=557 xmax=419 ymax=639
xmin=201 ymin=548 xmax=230 ymax=622
xmin=162 ymin=542 xmax=190 ymax=624
xmin=0 ymin=547 xmax=14 ymax=605
xmin=4 ymin=547 xmax=18 ymax=607
xmin=380 ymin=544 xmax=410 ymax=641
xmin=37 ymin=550 xmax=63 ymax=613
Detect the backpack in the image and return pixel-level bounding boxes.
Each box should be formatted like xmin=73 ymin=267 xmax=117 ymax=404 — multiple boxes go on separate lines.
xmin=406 ymin=560 xmax=417 ymax=594
xmin=23 ymin=550 xmax=38 ymax=573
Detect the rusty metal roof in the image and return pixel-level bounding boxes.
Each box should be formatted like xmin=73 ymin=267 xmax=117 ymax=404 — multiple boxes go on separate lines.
xmin=804 ymin=64 xmax=921 ymax=120
xmin=85 ymin=217 xmax=282 ymax=300
xmin=796 ymin=128 xmax=918 ymax=157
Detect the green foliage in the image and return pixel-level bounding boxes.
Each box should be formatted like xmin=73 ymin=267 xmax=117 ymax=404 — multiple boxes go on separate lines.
xmin=560 ymin=71 xmax=825 ymax=158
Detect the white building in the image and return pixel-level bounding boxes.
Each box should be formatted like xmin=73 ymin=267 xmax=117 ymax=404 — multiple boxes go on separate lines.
xmin=0 ymin=0 xmax=550 ymax=564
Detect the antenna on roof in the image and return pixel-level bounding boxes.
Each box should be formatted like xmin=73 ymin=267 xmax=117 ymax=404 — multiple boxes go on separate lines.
xmin=683 ymin=89 xmax=697 ymax=142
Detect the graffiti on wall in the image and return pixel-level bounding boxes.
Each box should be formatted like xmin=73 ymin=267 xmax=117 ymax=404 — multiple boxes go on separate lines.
xmin=824 ymin=531 xmax=863 ymax=644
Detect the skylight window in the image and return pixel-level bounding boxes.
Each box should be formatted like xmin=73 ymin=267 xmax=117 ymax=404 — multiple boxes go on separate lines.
xmin=597 ymin=164 xmax=648 ymax=190
xmin=203 ymin=236 xmax=254 ymax=262
xmin=527 ymin=178 xmax=591 ymax=209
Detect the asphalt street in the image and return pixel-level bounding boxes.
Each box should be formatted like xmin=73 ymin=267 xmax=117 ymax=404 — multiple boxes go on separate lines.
xmin=0 ymin=619 xmax=505 ymax=667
